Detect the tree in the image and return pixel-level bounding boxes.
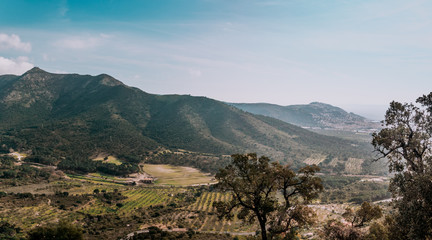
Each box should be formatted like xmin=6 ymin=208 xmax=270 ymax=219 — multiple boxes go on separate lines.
xmin=372 ymin=92 xmax=432 ymax=239
xmin=322 ymin=202 xmax=382 ymax=240
xmin=342 ymin=202 xmax=382 ymax=227
xmin=322 ymin=219 xmax=363 ymax=240
xmin=365 ymin=222 xmax=389 ymax=240
xmin=214 ymin=153 xmax=322 ymax=240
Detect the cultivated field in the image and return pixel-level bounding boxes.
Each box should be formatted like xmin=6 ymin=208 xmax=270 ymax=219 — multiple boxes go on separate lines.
xmin=345 ymin=158 xmax=364 ymax=174
xmin=303 ymin=154 xmax=326 ymax=165
xmin=143 ymin=164 xmax=216 ymax=186
xmin=0 ymin=162 xmax=390 ymax=239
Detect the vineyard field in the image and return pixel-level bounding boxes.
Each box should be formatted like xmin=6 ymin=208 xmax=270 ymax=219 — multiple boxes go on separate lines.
xmin=303 ymin=154 xmax=326 ymax=165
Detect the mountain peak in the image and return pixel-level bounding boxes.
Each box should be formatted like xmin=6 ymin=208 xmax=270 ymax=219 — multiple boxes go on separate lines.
xmin=24 ymin=67 xmax=48 ymax=75
xmin=309 ymin=102 xmax=332 ymax=107
xmin=19 ymin=67 xmax=55 ymax=84
xmin=96 ymin=73 xmax=124 ymax=86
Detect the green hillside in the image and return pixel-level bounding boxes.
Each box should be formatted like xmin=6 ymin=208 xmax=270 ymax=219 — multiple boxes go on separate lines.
xmin=0 ymin=68 xmax=379 ymax=174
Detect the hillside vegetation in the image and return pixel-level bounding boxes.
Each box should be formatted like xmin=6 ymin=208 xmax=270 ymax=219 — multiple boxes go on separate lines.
xmin=0 ymin=160 xmax=390 ymax=240
xmin=0 ymin=68 xmax=380 ymax=174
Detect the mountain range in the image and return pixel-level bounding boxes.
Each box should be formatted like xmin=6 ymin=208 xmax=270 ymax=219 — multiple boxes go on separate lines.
xmin=229 ymin=102 xmax=381 ymax=131
xmin=0 ymin=68 xmax=381 ymax=174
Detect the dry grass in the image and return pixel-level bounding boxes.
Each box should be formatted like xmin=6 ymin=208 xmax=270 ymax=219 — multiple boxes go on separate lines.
xmin=143 ymin=164 xmax=216 ymax=186
xmin=0 ymin=183 xmax=53 ymax=194
xmin=93 ymin=155 xmax=122 ymax=165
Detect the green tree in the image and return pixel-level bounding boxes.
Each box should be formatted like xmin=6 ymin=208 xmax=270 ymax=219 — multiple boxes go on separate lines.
xmin=322 ymin=202 xmax=382 ymax=240
xmin=322 ymin=219 xmax=363 ymax=240
xmin=214 ymin=153 xmax=322 ymax=240
xmin=372 ymin=92 xmax=432 ymax=239
xmin=342 ymin=202 xmax=382 ymax=227
xmin=365 ymin=222 xmax=389 ymax=240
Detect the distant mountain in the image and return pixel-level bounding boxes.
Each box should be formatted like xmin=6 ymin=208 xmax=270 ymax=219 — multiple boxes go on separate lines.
xmin=0 ymin=68 xmax=381 ymax=174
xmin=229 ymin=102 xmax=381 ymax=131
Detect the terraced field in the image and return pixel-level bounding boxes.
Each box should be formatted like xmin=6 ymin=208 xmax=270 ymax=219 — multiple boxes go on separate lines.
xmin=303 ymin=154 xmax=326 ymax=165
xmin=0 ymin=159 xmax=260 ymax=236
xmin=165 ymin=191 xmax=255 ymax=233
xmin=121 ymin=188 xmax=176 ymax=211
xmin=0 ymin=202 xmax=81 ymax=230
xmin=345 ymin=158 xmax=364 ymax=174
xmin=78 ymin=186 xmax=255 ymax=233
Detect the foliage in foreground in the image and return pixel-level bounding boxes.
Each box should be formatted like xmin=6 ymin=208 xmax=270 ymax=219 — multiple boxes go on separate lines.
xmin=372 ymin=92 xmax=432 ymax=239
xmin=214 ymin=153 xmax=323 ymax=240
xmin=321 ymin=202 xmax=382 ymax=240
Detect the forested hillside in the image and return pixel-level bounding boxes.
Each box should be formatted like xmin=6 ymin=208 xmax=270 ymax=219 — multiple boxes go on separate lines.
xmin=0 ymin=68 xmax=379 ymax=174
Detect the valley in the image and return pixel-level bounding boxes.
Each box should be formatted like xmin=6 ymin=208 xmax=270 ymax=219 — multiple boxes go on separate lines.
xmin=0 ymin=69 xmax=390 ymax=239
xmin=0 ymin=157 xmax=390 ymax=239
xmin=1 ymin=1 xmax=430 ymax=238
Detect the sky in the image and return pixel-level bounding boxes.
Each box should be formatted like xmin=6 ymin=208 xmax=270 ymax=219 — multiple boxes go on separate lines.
xmin=1 ymin=0 xmax=432 ymax=120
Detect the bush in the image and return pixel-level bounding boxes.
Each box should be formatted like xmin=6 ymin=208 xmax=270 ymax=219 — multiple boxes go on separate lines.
xmin=0 ymin=221 xmax=21 ymax=240
xmin=28 ymin=221 xmax=83 ymax=240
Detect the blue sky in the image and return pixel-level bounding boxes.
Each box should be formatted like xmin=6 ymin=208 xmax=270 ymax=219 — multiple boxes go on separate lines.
xmin=1 ymin=0 xmax=432 ymax=119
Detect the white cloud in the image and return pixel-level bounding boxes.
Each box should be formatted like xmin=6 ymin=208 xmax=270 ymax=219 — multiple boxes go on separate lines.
xmin=55 ymin=37 xmax=100 ymax=50
xmin=0 ymin=33 xmax=32 ymax=52
xmin=0 ymin=56 xmax=34 ymax=75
